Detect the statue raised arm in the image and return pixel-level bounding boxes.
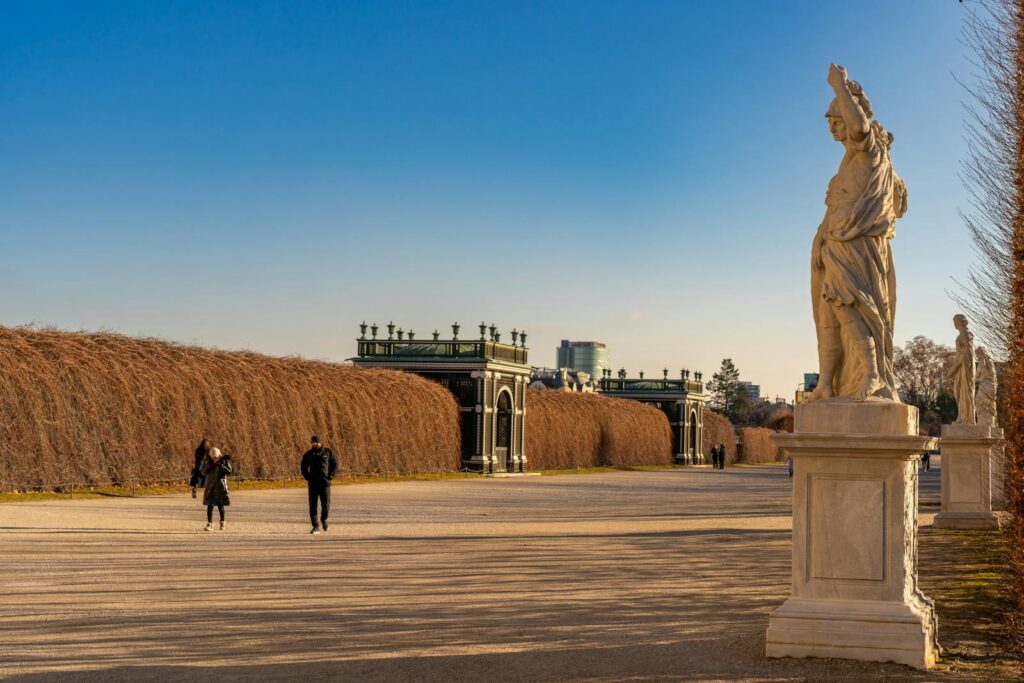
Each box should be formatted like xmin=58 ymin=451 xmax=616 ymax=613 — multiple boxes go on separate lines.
xmin=826 ymin=64 xmax=870 ymax=143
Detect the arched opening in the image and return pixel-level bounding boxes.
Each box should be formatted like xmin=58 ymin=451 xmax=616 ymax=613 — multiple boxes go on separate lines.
xmin=495 ymin=389 xmax=513 ymax=471
xmin=689 ymin=410 xmax=698 ymax=462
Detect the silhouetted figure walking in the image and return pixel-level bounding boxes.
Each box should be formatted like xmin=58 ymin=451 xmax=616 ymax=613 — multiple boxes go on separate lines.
xmin=301 ymin=435 xmax=338 ymax=535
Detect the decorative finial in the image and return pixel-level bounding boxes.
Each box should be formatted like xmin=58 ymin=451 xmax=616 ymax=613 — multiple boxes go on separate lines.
xmin=408 ymin=330 xmax=415 ymax=340
xmin=511 ymin=328 xmax=519 ymax=346
xmin=396 ymin=328 xmax=404 ymax=340
xmin=452 ymin=321 xmax=460 ymax=340
xmin=639 ymin=370 xmax=645 ymax=379
xmin=359 ymin=321 xmax=368 ymax=340
xmin=663 ymin=368 xmax=669 ymax=380
xmin=488 ymin=323 xmax=496 ymax=341
xmin=520 ymin=330 xmax=527 ymax=346
xmin=618 ymin=367 xmax=626 ymax=379
xmin=432 ymin=330 xmax=440 ymax=341
xmin=370 ymin=322 xmax=379 ymax=340
xmin=387 ymin=321 xmax=395 ymax=340
xmin=479 ymin=321 xmax=487 ymax=341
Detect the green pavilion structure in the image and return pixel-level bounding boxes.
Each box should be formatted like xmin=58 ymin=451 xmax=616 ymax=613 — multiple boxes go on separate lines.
xmin=598 ymin=368 xmax=707 ymax=464
xmin=351 ymin=322 xmax=529 ymax=474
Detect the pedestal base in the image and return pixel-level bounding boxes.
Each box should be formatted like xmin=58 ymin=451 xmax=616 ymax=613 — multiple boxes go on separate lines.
xmin=933 ymin=511 xmax=1002 ymax=530
xmin=767 ymin=597 xmax=937 ymax=669
xmin=769 ymin=400 xmax=938 ymax=670
xmin=937 ymin=424 xmax=1002 ymax=529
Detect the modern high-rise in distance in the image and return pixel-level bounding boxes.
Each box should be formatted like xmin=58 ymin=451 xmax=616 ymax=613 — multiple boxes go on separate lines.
xmin=738 ymin=381 xmax=762 ymax=401
xmin=556 ymin=340 xmax=609 ymax=379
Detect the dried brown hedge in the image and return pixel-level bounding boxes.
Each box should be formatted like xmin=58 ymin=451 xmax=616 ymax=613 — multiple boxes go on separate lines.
xmin=525 ymin=389 xmax=672 ymax=469
xmin=702 ymin=409 xmax=737 ymax=465
xmin=738 ymin=427 xmax=784 ymax=464
xmin=0 ymin=326 xmax=460 ymax=486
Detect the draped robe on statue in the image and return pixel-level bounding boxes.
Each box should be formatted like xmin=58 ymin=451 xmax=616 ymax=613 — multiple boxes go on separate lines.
xmin=952 ymin=329 xmax=976 ymax=423
xmin=812 ymin=121 xmax=907 ymax=399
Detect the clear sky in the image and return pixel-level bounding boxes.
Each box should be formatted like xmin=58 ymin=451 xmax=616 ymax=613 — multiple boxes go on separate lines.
xmin=0 ymin=1 xmax=978 ymax=399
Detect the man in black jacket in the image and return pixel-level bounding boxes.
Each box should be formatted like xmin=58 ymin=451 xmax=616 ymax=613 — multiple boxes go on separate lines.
xmin=300 ymin=435 xmax=338 ymax=535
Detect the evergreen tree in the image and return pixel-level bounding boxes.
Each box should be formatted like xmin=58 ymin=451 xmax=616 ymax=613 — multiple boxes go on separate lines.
xmin=707 ymin=358 xmax=745 ymax=423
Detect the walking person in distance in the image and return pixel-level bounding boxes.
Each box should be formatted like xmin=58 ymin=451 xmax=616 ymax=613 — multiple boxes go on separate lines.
xmin=201 ymin=447 xmax=232 ymax=531
xmin=301 ymin=435 xmax=338 ymax=535
xmin=190 ymin=438 xmax=212 ymax=498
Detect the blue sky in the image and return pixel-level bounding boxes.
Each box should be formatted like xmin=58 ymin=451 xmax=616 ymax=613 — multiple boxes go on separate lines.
xmin=0 ymin=1 xmax=977 ymax=398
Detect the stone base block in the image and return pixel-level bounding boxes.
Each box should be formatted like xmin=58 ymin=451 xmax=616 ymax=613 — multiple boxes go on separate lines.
xmin=933 ymin=511 xmax=1003 ymax=530
xmin=771 ymin=405 xmax=938 ymax=670
xmin=794 ymin=399 xmax=918 ymax=435
xmin=766 ymin=598 xmax=937 ymax=669
xmin=937 ymin=428 xmax=1002 ymax=525
xmin=942 ymin=423 xmax=1002 ymax=439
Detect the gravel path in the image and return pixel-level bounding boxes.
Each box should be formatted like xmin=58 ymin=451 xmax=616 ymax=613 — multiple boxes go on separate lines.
xmin=0 ymin=463 xmax=1011 ymax=681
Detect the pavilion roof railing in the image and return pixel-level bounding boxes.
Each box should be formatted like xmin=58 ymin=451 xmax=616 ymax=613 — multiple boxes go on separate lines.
xmin=354 ymin=321 xmax=529 ymax=365
xmin=599 ymin=377 xmax=704 ymax=394
xmin=356 ymin=339 xmax=529 ymax=365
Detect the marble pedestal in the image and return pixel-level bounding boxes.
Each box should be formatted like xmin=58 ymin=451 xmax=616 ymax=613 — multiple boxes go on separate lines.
xmin=934 ymin=424 xmax=1003 ymax=530
xmin=766 ymin=400 xmax=939 ymax=670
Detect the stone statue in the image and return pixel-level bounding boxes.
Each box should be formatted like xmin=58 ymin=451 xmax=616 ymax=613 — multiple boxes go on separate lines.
xmin=975 ymin=345 xmax=996 ymax=428
xmin=808 ymin=64 xmax=907 ymax=403
xmin=946 ymin=314 xmax=976 ymax=424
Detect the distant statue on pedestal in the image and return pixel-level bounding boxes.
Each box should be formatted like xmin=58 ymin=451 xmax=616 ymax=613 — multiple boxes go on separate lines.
xmin=947 ymin=314 xmax=976 ymax=424
xmin=808 ymin=64 xmax=908 ymax=403
xmin=975 ymin=346 xmax=997 ymax=429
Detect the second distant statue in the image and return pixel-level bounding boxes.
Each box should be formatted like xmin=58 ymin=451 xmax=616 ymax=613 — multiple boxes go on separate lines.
xmin=947 ymin=314 xmax=976 ymax=424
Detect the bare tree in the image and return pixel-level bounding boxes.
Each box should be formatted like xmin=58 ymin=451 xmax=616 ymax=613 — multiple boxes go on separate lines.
xmin=955 ymin=0 xmax=1024 ymax=655
xmin=894 ymin=336 xmax=953 ymax=406
xmin=952 ymin=0 xmax=1020 ymax=360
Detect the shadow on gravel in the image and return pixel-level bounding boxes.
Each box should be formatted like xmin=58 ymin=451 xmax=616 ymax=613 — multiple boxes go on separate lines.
xmin=3 ymin=639 xmax=963 ymax=683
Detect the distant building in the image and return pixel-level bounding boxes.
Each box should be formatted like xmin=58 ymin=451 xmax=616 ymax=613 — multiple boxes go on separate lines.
xmin=599 ymin=368 xmax=707 ymax=465
xmin=738 ymin=381 xmax=761 ymax=401
xmin=795 ymin=372 xmax=820 ymax=405
xmin=556 ymin=340 xmax=609 ymax=378
xmin=530 ymin=367 xmax=599 ymax=393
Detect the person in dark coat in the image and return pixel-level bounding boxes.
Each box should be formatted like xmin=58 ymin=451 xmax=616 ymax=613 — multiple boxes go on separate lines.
xmin=190 ymin=438 xmax=212 ymax=498
xmin=201 ymin=447 xmax=232 ymax=531
xmin=711 ymin=444 xmax=721 ymax=469
xmin=301 ymin=435 xmax=338 ymax=535
xmin=921 ymin=450 xmax=931 ymax=472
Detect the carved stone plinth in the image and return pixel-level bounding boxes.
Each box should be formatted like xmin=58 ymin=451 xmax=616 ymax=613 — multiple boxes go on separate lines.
xmin=934 ymin=424 xmax=1003 ymax=530
xmin=767 ymin=400 xmax=938 ymax=670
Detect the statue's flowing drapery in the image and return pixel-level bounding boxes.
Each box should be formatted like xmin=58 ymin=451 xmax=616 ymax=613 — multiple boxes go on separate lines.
xmin=812 ymin=121 xmax=907 ymax=398
xmin=952 ymin=331 xmax=976 ymax=423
